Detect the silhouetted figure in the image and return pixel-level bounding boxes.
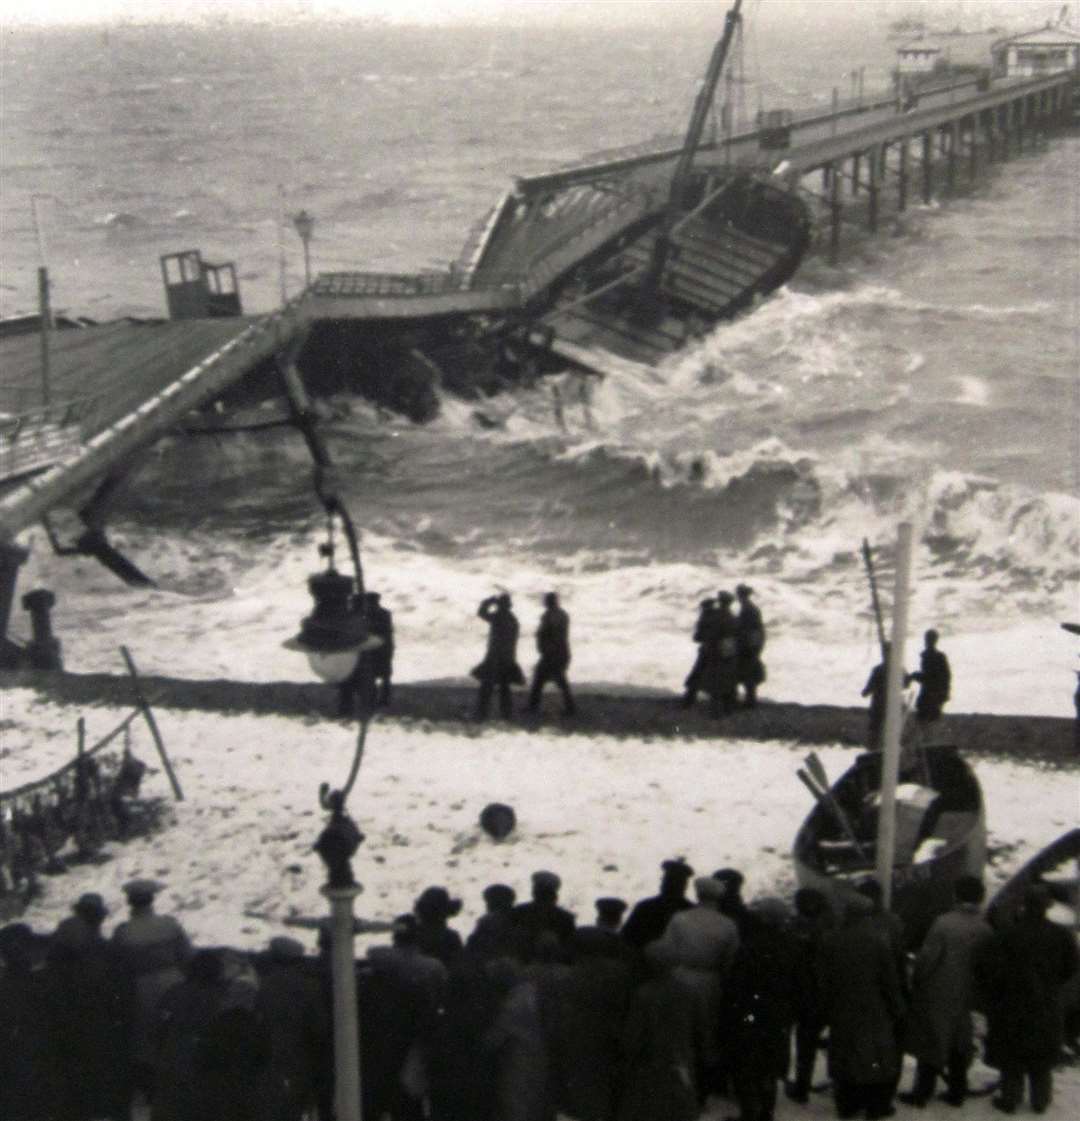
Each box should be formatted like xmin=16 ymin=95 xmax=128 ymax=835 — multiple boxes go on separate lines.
xmin=710 ymin=590 xmax=740 ymax=716
xmin=861 ymin=644 xmax=891 ymax=751
xmin=621 ymin=859 xmax=695 ymax=951
xmin=786 ymin=887 xmax=835 ymax=1105
xmin=511 ymin=870 xmax=576 ymax=963
xmin=899 ymin=875 xmax=992 ymax=1109
xmin=472 ymin=593 xmax=524 ymax=721
xmin=976 ymin=885 xmax=1079 ymax=1115
xmin=735 ymin=583 xmax=767 ymax=707
xmin=681 ymin=598 xmax=716 ymax=707
xmin=414 ymin=885 xmax=465 ymax=967
xmin=468 ymin=884 xmax=519 ymax=960
xmin=527 ymin=592 xmax=576 ymax=717
xmin=907 ymin=629 xmax=951 ymax=724
xmin=365 ymin=591 xmax=395 ymax=706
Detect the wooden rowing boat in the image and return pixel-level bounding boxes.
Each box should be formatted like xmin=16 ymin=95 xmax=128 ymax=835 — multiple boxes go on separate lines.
xmin=793 ymin=744 xmax=986 ymax=948
xmin=987 ymin=827 xmax=1080 ymax=929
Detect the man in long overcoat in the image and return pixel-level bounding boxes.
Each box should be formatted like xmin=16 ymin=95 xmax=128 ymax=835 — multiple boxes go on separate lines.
xmin=473 ymin=593 xmax=524 ymax=721
xmin=734 ymin=583 xmax=767 ymax=707
xmin=900 ymin=875 xmax=992 ymax=1107
xmin=975 ymin=885 xmax=1080 ymax=1114
xmin=682 ymin=598 xmax=716 ymax=708
xmin=818 ymin=895 xmax=906 ymax=1120
xmin=907 ymin=629 xmax=951 ymax=724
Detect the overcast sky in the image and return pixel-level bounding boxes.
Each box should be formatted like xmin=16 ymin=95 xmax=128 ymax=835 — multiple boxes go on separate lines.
xmin=1 ymin=1 xmax=1060 ymax=30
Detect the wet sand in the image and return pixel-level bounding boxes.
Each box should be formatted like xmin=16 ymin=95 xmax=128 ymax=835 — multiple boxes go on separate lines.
xmin=7 ymin=669 xmax=1076 ymax=767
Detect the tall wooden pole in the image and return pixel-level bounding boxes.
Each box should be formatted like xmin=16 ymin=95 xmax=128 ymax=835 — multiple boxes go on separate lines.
xmin=876 ymin=521 xmax=914 ymax=911
xmin=324 ymin=884 xmax=362 ymax=1121
xmin=38 ymin=268 xmax=52 ymax=407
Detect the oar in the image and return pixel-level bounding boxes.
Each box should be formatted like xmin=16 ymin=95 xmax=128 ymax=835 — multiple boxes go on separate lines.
xmin=802 ymin=755 xmax=871 ymax=862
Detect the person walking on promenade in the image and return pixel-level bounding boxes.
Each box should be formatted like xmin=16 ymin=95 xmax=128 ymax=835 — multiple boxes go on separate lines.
xmin=682 ymin=598 xmax=716 ymax=708
xmin=111 ymin=878 xmax=193 ymax=1110
xmin=735 ymin=583 xmax=767 ymax=708
xmin=366 ymin=591 xmax=395 ymax=706
xmin=621 ymin=858 xmax=695 ymax=951
xmin=472 ymin=593 xmax=524 ymax=721
xmin=818 ymin=893 xmax=906 ymax=1121
xmin=907 ymin=629 xmax=951 ymax=725
xmin=899 ymin=875 xmax=993 ymax=1109
xmin=975 ymin=885 xmax=1080 ymax=1115
xmin=527 ymin=592 xmax=576 ymax=717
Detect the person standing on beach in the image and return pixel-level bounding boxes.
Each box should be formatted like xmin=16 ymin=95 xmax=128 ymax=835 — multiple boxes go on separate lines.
xmin=527 ymin=592 xmax=576 ymax=717
xmin=365 ymin=592 xmax=395 ymax=707
xmin=472 ymin=593 xmax=524 ymax=721
xmin=735 ymin=583 xmax=767 ymax=708
xmin=711 ymin=591 xmax=740 ymax=717
xmin=907 ymin=629 xmax=951 ymax=724
xmin=681 ymin=598 xmax=716 ymax=708
xmin=862 ymin=644 xmax=891 ymax=750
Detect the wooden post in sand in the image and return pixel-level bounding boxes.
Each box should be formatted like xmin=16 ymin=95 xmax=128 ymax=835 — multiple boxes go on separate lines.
xmin=876 ymin=521 xmax=914 ymax=910
xmin=120 ymin=645 xmax=183 ymax=801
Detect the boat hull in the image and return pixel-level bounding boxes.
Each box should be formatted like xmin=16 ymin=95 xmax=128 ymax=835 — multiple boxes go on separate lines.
xmin=793 ymin=746 xmax=986 ymax=949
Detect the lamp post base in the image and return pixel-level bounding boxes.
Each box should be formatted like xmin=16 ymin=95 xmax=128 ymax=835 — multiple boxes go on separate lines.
xmin=323 ymin=882 xmax=363 ymax=1121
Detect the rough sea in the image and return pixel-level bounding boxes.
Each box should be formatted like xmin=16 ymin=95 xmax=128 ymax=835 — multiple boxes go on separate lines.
xmin=2 ymin=14 xmax=1078 ymax=716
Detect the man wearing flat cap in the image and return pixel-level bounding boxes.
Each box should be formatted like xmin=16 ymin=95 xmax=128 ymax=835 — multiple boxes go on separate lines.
xmin=112 ymin=878 xmax=193 ymax=1105
xmin=735 ymin=583 xmax=766 ymax=708
xmin=622 ymin=858 xmax=696 ymax=950
xmin=468 ymin=883 xmax=518 ymax=959
xmin=52 ymin=891 xmax=110 ymax=951
xmin=510 ymin=869 xmax=576 ymax=961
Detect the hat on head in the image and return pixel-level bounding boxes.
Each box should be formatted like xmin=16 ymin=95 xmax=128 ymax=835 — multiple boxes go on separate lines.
xmin=532 ymin=870 xmax=561 ymax=892
xmin=694 ymin=876 xmax=726 ymax=903
xmin=661 ymin=858 xmax=694 ymax=880
xmin=123 ymin=878 xmax=163 ymax=901
xmin=483 ymin=883 xmax=516 ymax=908
xmin=392 ymin=913 xmax=419 ymax=940
xmin=268 ymin=936 xmax=305 ymax=961
xmin=717 ymin=590 xmax=734 ymax=604
xmin=544 ymin=592 xmax=558 ymax=607
xmin=415 ymin=886 xmax=462 ymax=920
xmin=595 ymin=897 xmax=628 ymax=921
xmin=712 ymin=868 xmax=745 ymax=893
xmin=74 ymin=892 xmax=108 ymax=918
xmin=736 ymin=584 xmax=753 ymax=597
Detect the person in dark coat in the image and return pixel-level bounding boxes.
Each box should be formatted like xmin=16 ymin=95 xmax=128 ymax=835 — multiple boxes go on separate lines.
xmin=681 ymin=598 xmax=716 ymax=708
xmin=527 ymin=592 xmax=576 ymax=717
xmin=468 ymin=883 xmax=518 ymax=960
xmin=0 ymin=923 xmax=61 ymax=1121
xmin=482 ymin=957 xmax=553 ymax=1121
xmin=861 ymin=645 xmax=891 ymax=751
xmin=617 ymin=941 xmax=699 ymax=1121
xmin=547 ymin=927 xmax=634 ymax=1121
xmin=473 ymin=593 xmax=525 ymax=721
xmin=723 ymin=898 xmax=800 ymax=1121
xmin=710 ymin=591 xmax=740 ymax=716
xmin=366 ymin=591 xmax=395 ymax=706
xmin=899 ymin=875 xmax=993 ymax=1108
xmin=818 ymin=895 xmax=906 ymax=1120
xmin=47 ymin=895 xmax=133 ymax=1121
xmin=414 ymin=885 xmax=465 ymax=967
xmin=906 ymin=629 xmax=951 ymax=724
xmin=734 ymin=583 xmax=767 ymax=708
xmin=621 ymin=858 xmax=695 ymax=951
xmin=253 ymin=937 xmax=329 ymax=1121
xmin=786 ymin=887 xmax=835 ymax=1105
xmin=975 ymin=885 xmax=1080 ymax=1114
xmin=511 ymin=870 xmax=576 ymax=963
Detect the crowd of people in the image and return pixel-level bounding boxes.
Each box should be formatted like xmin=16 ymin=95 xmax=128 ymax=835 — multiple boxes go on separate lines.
xmin=341 ymin=586 xmax=954 ymax=749
xmin=2 ymin=859 xmax=1076 ymax=1121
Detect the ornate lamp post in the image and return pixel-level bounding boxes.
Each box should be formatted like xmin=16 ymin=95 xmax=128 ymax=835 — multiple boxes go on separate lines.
xmin=284 ymin=518 xmax=381 ymax=1121
xmin=292 ymin=209 xmax=315 ymax=289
